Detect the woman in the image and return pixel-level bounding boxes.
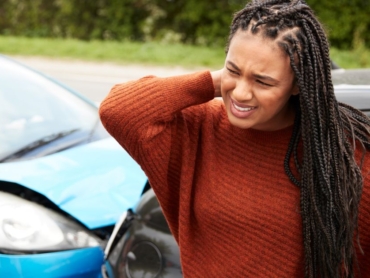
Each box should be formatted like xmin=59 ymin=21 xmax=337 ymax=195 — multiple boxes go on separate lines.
xmin=99 ymin=0 xmax=370 ymax=277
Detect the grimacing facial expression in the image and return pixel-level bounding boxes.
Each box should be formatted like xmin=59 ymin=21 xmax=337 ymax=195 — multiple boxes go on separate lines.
xmin=221 ymin=30 xmax=299 ymax=131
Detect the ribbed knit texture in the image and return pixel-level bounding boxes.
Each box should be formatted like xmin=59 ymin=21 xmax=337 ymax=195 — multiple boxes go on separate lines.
xmin=99 ymin=71 xmax=370 ymax=277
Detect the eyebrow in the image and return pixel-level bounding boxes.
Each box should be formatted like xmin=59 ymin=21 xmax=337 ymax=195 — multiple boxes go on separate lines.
xmin=226 ymin=60 xmax=279 ymax=83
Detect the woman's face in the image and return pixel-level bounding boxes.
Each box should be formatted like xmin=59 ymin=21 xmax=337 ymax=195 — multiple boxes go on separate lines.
xmin=221 ymin=30 xmax=299 ymax=131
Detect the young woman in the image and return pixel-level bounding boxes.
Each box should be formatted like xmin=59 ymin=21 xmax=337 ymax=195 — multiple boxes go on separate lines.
xmin=99 ymin=0 xmax=370 ymax=277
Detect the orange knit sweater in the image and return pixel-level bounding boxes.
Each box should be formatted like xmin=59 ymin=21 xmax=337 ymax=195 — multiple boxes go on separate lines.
xmin=99 ymin=71 xmax=370 ymax=277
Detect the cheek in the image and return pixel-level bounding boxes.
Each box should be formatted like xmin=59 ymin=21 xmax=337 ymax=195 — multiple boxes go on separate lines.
xmin=257 ymin=90 xmax=292 ymax=111
xmin=221 ymin=72 xmax=235 ymax=96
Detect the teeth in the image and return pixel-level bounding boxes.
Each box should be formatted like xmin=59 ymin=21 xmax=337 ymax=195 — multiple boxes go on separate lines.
xmin=233 ymin=103 xmax=256 ymax=112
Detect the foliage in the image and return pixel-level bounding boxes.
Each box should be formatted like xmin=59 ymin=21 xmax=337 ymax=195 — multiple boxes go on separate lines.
xmin=0 ymin=0 xmax=150 ymax=40
xmin=306 ymin=0 xmax=370 ymax=49
xmin=143 ymin=0 xmax=245 ymax=46
xmin=0 ymin=0 xmax=368 ymax=49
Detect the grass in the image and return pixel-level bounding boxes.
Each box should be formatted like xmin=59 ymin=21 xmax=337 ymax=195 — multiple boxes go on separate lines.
xmin=0 ymin=35 xmax=369 ymax=69
xmin=0 ymin=36 xmax=225 ymax=69
xmin=330 ymin=47 xmax=370 ymax=69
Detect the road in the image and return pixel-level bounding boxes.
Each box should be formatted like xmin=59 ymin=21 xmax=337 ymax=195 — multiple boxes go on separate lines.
xmin=11 ymin=56 xmax=370 ymax=104
xmin=11 ymin=56 xmax=194 ymax=102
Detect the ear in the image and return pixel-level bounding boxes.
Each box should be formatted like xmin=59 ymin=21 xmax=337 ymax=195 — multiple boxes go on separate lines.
xmin=291 ymin=83 xmax=299 ymax=96
xmin=291 ymin=78 xmax=299 ymax=96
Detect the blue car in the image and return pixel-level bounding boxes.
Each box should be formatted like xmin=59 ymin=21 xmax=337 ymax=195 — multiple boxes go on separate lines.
xmin=0 ymin=55 xmax=147 ymax=278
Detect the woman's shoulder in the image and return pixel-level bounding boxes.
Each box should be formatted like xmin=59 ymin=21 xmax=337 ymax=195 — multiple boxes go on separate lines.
xmin=180 ymin=98 xmax=225 ymax=124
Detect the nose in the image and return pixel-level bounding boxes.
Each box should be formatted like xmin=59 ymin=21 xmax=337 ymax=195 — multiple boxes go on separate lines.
xmin=232 ymin=80 xmax=253 ymax=102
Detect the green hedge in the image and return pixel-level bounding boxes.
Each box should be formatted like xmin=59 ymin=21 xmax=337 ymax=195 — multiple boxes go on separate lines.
xmin=308 ymin=0 xmax=370 ymax=49
xmin=0 ymin=0 xmax=150 ymax=40
xmin=0 ymin=0 xmax=368 ymax=49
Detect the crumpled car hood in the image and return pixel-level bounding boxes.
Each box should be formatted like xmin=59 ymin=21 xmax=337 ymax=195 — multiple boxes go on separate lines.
xmin=0 ymin=138 xmax=147 ymax=229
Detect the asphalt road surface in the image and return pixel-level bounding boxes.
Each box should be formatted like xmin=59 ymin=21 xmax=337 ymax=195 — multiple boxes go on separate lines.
xmin=11 ymin=56 xmax=370 ymax=103
xmin=11 ymin=56 xmax=194 ymax=102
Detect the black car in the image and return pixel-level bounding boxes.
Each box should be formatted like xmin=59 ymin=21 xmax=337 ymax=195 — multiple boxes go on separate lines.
xmin=102 ymin=69 xmax=370 ymax=278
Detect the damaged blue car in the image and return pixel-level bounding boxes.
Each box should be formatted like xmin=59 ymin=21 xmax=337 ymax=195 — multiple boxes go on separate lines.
xmin=0 ymin=55 xmax=147 ymax=278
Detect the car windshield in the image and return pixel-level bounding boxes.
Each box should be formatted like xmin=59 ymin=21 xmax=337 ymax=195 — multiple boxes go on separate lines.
xmin=0 ymin=56 xmax=98 ymax=161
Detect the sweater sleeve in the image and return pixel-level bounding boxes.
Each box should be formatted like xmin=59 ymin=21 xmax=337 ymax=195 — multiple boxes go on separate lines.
xmin=99 ymin=71 xmax=215 ymax=224
xmin=99 ymin=71 xmax=214 ymax=152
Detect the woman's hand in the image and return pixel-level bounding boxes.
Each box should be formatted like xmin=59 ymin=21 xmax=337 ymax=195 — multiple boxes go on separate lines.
xmin=211 ymin=69 xmax=223 ymax=98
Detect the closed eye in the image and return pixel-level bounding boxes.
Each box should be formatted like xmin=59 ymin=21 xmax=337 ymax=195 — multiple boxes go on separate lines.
xmin=227 ymin=67 xmax=239 ymax=75
xmin=257 ymin=80 xmax=273 ymax=87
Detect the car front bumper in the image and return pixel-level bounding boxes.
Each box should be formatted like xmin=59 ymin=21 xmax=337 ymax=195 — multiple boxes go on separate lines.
xmin=0 ymin=247 xmax=104 ymax=278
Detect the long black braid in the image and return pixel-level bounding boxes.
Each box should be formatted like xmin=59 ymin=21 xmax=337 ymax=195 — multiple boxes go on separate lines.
xmin=226 ymin=1 xmax=370 ymax=277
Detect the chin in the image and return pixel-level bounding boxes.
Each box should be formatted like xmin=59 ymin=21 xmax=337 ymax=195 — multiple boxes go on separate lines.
xmin=227 ymin=115 xmax=254 ymax=130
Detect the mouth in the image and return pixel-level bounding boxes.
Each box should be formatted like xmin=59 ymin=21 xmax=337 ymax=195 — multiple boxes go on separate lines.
xmin=232 ymin=102 xmax=257 ymax=112
xmin=229 ymin=98 xmax=258 ymax=119
xmin=231 ymin=99 xmax=257 ymax=112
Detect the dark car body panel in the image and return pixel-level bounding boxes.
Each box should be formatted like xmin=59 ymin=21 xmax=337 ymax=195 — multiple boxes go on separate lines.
xmin=103 ymin=189 xmax=181 ymax=278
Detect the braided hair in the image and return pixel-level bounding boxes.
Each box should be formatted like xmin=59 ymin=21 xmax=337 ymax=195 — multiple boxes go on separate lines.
xmin=226 ymin=1 xmax=370 ymax=277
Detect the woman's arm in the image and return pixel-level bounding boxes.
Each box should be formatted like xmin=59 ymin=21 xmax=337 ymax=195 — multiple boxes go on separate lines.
xmin=99 ymin=70 xmax=223 ymax=237
xmin=99 ymin=71 xmax=218 ymax=163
